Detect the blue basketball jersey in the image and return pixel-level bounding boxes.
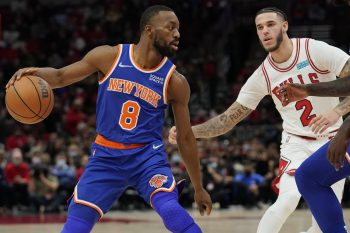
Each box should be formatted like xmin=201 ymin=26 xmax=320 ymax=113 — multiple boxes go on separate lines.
xmin=96 ymin=44 xmax=176 ymax=144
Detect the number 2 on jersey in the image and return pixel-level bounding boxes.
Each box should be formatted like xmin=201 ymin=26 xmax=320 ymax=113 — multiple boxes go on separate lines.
xmin=119 ymin=100 xmax=140 ymax=130
xmin=295 ymin=99 xmax=316 ymax=127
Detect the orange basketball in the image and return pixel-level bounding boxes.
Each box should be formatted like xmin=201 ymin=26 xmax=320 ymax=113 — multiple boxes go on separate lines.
xmin=5 ymin=75 xmax=54 ymax=124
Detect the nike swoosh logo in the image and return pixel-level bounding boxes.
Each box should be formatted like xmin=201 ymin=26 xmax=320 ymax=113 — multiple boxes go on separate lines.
xmin=118 ymin=62 xmax=133 ymax=68
xmin=153 ymin=144 xmax=163 ymax=149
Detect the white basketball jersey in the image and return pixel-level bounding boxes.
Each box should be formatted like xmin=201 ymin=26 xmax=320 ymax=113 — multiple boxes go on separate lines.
xmin=237 ymin=38 xmax=350 ymax=137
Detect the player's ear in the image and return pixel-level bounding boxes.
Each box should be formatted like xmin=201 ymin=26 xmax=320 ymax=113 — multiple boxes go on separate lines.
xmin=282 ymin=21 xmax=288 ymax=33
xmin=144 ymin=25 xmax=153 ymax=37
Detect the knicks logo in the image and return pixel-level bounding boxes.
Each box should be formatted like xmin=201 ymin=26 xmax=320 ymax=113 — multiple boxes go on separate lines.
xmin=149 ymin=174 xmax=168 ymax=188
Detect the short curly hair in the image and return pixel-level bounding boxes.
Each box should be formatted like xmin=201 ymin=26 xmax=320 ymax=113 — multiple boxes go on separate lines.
xmin=139 ymin=5 xmax=174 ymax=32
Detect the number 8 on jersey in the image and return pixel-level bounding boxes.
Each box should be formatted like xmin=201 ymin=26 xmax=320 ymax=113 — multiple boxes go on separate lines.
xmin=119 ymin=100 xmax=140 ymax=130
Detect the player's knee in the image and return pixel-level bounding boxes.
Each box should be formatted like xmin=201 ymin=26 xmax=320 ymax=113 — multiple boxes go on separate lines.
xmin=270 ymin=191 xmax=300 ymax=214
xmin=152 ymin=192 xmax=200 ymax=233
xmin=295 ymin=166 xmax=313 ymax=195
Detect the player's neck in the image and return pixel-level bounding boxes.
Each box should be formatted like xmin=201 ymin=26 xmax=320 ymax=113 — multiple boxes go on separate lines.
xmin=133 ymin=40 xmax=164 ymax=69
xmin=269 ymin=37 xmax=293 ymax=64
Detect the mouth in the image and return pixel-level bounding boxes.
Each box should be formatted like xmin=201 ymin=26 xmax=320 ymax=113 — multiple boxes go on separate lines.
xmin=170 ymin=41 xmax=179 ymax=51
xmin=263 ymin=38 xmax=272 ymax=44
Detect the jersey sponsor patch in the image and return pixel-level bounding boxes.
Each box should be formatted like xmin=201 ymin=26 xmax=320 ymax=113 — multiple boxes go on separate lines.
xmin=149 ymin=74 xmax=164 ymax=84
xmin=296 ymin=60 xmax=310 ymax=70
xmin=149 ymin=174 xmax=168 ymax=188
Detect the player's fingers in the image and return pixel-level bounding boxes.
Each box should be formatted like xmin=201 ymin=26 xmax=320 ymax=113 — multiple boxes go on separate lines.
xmin=168 ymin=134 xmax=177 ymax=145
xmin=339 ymin=153 xmax=345 ymax=169
xmin=310 ymin=117 xmax=324 ymax=133
xmin=198 ymin=203 xmax=204 ymax=216
xmin=308 ymin=116 xmax=321 ymax=127
xmin=313 ymin=119 xmax=328 ymax=134
xmin=318 ymin=124 xmax=330 ymax=134
xmin=327 ymin=146 xmax=336 ymax=169
xmin=205 ymin=202 xmax=212 ymax=215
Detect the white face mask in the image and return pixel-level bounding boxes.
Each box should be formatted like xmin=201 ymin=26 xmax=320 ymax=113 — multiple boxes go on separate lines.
xmin=68 ymin=151 xmax=79 ymax=157
xmin=56 ymin=159 xmax=66 ymax=168
xmin=32 ymin=157 xmax=41 ymax=165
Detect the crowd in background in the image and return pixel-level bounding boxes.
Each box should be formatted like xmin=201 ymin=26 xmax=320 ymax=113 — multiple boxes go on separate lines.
xmin=0 ymin=0 xmax=350 ymax=214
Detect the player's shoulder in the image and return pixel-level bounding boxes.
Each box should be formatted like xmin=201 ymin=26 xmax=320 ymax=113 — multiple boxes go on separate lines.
xmin=89 ymin=44 xmax=120 ymax=57
xmin=84 ymin=44 xmax=121 ymax=66
xmin=303 ymin=37 xmax=330 ymax=49
xmin=171 ymin=70 xmax=185 ymax=81
xmin=167 ymin=70 xmax=190 ymax=102
xmin=169 ymin=70 xmax=189 ymax=88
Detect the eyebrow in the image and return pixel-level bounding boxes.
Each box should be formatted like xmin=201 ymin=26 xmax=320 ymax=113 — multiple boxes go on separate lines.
xmin=256 ymin=20 xmax=277 ymax=27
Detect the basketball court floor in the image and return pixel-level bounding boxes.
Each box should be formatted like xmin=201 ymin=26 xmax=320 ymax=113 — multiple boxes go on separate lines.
xmin=1 ymin=207 xmax=350 ymax=233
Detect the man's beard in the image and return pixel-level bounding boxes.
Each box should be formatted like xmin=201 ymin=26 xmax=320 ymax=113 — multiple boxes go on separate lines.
xmin=261 ymin=29 xmax=284 ymax=52
xmin=154 ymin=38 xmax=175 ymax=57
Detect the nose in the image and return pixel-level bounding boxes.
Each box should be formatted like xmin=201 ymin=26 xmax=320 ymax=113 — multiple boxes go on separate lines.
xmin=174 ymin=29 xmax=180 ymax=40
xmin=262 ymin=26 xmax=269 ymax=35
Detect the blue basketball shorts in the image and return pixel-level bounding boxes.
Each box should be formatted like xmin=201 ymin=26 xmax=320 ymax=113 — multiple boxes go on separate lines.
xmin=71 ymin=141 xmax=176 ymax=218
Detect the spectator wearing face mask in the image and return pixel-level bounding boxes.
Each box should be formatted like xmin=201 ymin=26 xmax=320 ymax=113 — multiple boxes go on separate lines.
xmin=45 ymin=152 xmax=75 ymax=213
xmin=4 ymin=148 xmax=30 ymax=210
xmin=29 ymin=152 xmax=59 ymax=213
xmin=233 ymin=160 xmax=265 ymax=209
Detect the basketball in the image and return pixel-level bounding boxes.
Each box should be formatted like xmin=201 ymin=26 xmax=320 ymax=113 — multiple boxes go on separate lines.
xmin=5 ymin=75 xmax=54 ymax=124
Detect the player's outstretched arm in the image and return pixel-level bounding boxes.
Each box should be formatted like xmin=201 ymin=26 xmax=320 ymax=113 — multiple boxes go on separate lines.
xmin=6 ymin=45 xmax=118 ymax=89
xmin=168 ymin=71 xmax=212 ymax=216
xmin=192 ymin=102 xmax=253 ymax=138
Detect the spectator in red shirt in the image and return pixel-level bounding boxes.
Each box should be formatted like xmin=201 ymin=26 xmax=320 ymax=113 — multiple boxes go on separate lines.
xmin=4 ymin=148 xmax=30 ymax=207
xmin=64 ymin=98 xmax=86 ymax=135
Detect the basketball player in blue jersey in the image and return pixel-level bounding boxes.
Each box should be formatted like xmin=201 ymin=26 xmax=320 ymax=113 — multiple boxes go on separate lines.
xmin=279 ymin=75 xmax=350 ymax=232
xmin=6 ymin=5 xmax=212 ymax=233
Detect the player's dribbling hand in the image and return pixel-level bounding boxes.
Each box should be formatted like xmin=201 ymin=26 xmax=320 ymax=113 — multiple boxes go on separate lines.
xmin=278 ymin=83 xmax=309 ymax=107
xmin=308 ymin=110 xmax=341 ymax=134
xmin=194 ymin=188 xmax=212 ymax=216
xmin=168 ymin=126 xmax=177 ymax=145
xmin=6 ymin=67 xmax=39 ymax=89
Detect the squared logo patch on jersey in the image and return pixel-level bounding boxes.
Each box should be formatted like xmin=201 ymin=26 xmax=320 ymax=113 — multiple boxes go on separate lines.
xmin=149 ymin=174 xmax=168 ymax=188
xmin=296 ymin=60 xmax=310 ymax=70
xmin=149 ymin=74 xmax=164 ymax=84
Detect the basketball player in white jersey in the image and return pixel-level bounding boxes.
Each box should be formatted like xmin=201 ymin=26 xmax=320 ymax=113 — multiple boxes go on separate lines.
xmin=169 ymin=7 xmax=350 ymax=233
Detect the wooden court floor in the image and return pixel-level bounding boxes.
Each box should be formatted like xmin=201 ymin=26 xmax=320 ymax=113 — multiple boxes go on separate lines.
xmin=1 ymin=207 xmax=350 ymax=233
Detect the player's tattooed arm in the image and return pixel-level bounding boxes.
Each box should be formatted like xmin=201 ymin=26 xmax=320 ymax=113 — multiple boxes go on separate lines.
xmin=327 ymin=58 xmax=350 ymax=116
xmin=333 ymin=97 xmax=350 ymax=116
xmin=338 ymin=58 xmax=350 ymax=79
xmin=192 ymin=102 xmax=253 ymax=138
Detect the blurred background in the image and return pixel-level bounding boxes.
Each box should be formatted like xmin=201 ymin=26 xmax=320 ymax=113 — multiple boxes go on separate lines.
xmin=0 ymin=0 xmax=349 ymax=216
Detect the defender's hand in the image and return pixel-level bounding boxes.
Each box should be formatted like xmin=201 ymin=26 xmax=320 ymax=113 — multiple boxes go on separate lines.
xmin=194 ymin=188 xmax=212 ymax=216
xmin=6 ymin=67 xmax=39 ymax=89
xmin=308 ymin=110 xmax=341 ymax=134
xmin=279 ymin=83 xmax=309 ymax=107
xmin=328 ymin=132 xmax=349 ymax=171
xmin=168 ymin=126 xmax=178 ymax=145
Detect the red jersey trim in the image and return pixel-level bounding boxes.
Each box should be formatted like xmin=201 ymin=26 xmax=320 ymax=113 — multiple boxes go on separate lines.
xmin=262 ymin=63 xmax=271 ymax=95
xmin=267 ymin=38 xmax=300 ymax=72
xmin=305 ymin=38 xmax=330 ymax=74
